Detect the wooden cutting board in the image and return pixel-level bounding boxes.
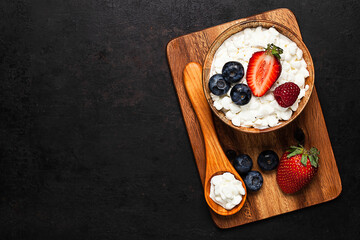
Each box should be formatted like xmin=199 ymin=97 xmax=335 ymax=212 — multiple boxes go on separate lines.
xmin=166 ymin=8 xmax=342 ymax=229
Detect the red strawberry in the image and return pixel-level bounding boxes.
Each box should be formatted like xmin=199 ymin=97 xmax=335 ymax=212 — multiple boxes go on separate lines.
xmin=276 ymin=145 xmax=319 ymax=194
xmin=246 ymin=44 xmax=283 ymax=97
xmin=274 ymin=82 xmax=300 ymax=108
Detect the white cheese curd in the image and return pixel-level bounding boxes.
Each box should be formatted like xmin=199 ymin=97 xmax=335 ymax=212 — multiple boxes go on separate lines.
xmin=210 ymin=26 xmax=310 ymax=129
xmin=209 ymin=172 xmax=245 ymax=210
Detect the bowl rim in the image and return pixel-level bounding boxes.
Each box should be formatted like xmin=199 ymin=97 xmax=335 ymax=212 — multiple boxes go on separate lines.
xmin=202 ymin=19 xmax=315 ymax=133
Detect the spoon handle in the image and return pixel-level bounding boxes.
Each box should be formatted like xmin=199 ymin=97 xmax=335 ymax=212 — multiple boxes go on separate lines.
xmin=183 ymin=62 xmax=223 ymax=160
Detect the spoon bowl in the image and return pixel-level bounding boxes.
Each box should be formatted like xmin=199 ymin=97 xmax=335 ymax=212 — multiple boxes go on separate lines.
xmin=204 ymin=171 xmax=247 ymax=216
xmin=183 ymin=62 xmax=247 ymax=216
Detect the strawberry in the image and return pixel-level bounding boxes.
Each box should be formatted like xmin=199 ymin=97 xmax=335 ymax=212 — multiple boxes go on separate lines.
xmin=276 ymin=145 xmax=320 ymax=194
xmin=274 ymin=82 xmax=300 ymax=108
xmin=246 ymin=43 xmax=283 ymax=97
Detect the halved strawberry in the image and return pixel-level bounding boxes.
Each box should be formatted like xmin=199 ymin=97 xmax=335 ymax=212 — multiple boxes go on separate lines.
xmin=246 ymin=44 xmax=283 ymax=97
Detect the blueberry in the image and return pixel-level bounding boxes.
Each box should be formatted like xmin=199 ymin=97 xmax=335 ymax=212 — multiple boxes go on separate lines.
xmin=230 ymin=84 xmax=252 ymax=105
xmin=233 ymin=154 xmax=253 ymax=175
xmin=208 ymin=74 xmax=230 ymax=96
xmin=257 ymin=150 xmax=279 ymax=171
xmin=222 ymin=61 xmax=244 ymax=83
xmin=244 ymin=171 xmax=263 ymax=191
xmin=225 ymin=150 xmax=237 ymax=162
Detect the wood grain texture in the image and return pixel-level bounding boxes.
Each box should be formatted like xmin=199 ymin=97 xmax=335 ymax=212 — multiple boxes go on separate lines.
xmin=183 ymin=62 xmax=247 ymax=216
xmin=166 ymin=8 xmax=342 ymax=229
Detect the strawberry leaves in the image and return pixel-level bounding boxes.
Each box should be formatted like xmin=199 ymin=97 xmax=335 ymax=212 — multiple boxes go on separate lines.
xmin=309 ymin=147 xmax=320 ymax=167
xmin=301 ymin=154 xmax=308 ymax=165
xmin=309 ymin=155 xmax=317 ymax=167
xmin=266 ymin=43 xmax=283 ymax=60
xmin=287 ymin=148 xmax=303 ymax=158
xmin=286 ymin=145 xmax=320 ymax=167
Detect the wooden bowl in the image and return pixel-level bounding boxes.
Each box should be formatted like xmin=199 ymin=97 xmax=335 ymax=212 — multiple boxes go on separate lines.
xmin=202 ymin=20 xmax=315 ymax=133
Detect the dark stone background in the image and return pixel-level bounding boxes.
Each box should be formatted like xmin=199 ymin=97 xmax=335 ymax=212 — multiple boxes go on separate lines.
xmin=1 ymin=0 xmax=359 ymax=239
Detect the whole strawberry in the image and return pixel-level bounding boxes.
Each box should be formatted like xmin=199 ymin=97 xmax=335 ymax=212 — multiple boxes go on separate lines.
xmin=274 ymin=82 xmax=300 ymax=108
xmin=276 ymin=145 xmax=319 ymax=194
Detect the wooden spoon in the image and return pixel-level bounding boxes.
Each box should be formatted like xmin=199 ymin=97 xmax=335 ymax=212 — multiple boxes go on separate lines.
xmin=183 ymin=62 xmax=247 ymax=216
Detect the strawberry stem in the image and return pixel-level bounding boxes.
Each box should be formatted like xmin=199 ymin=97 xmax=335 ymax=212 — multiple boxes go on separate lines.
xmin=265 ymin=43 xmax=283 ymax=60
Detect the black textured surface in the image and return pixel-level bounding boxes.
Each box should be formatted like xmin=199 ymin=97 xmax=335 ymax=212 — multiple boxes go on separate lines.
xmin=1 ymin=0 xmax=359 ymax=239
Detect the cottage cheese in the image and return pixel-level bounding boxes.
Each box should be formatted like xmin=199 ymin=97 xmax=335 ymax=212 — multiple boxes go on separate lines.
xmin=209 ymin=172 xmax=245 ymax=210
xmin=210 ymin=26 xmax=310 ymax=129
